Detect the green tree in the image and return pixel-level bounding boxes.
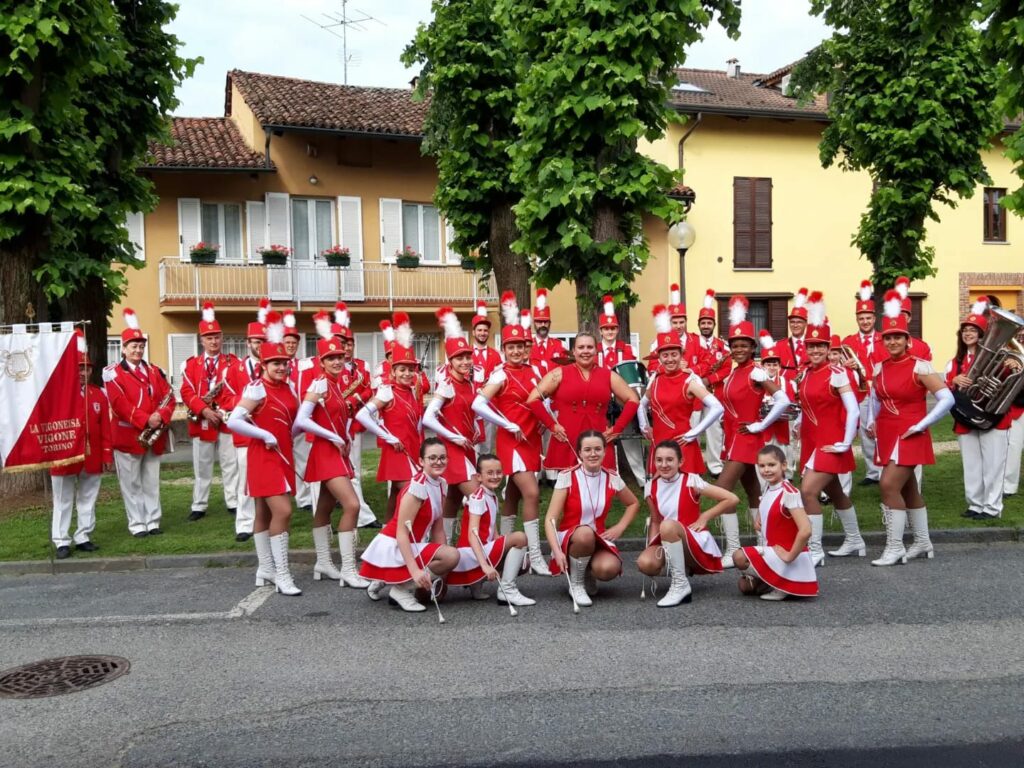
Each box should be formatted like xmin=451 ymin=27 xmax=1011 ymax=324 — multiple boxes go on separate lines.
xmin=495 ymin=0 xmax=740 ymax=332
xmin=403 ymin=0 xmax=531 ymax=310
xmin=791 ymin=0 xmax=1000 ymax=287
xmin=0 ymin=0 xmax=196 ymax=372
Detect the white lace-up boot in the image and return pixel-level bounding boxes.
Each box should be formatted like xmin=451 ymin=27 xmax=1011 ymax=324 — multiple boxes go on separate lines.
xmin=904 ymin=507 xmax=935 ymax=560
xmin=524 ymin=519 xmax=551 ymax=576
xmin=808 ymin=515 xmax=825 ymax=567
xmin=568 ymin=555 xmax=593 ymax=607
xmin=311 ymin=525 xmax=341 ymax=581
xmin=253 ymin=530 xmax=276 ymax=587
xmin=338 ymin=530 xmax=370 ymax=588
xmin=828 ymin=506 xmax=866 ymax=557
xmin=657 ymin=540 xmax=693 ymax=607
xmin=387 ymin=581 xmax=426 ymax=612
xmin=497 ymin=547 xmax=536 ymax=606
xmin=871 ymin=506 xmax=907 ymax=566
xmin=270 ymin=532 xmax=301 ymax=596
xmin=720 ymin=513 xmax=741 ymax=568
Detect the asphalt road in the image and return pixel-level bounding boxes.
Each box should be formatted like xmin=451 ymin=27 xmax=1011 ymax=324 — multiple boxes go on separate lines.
xmin=1 ymin=542 xmax=1022 ymax=768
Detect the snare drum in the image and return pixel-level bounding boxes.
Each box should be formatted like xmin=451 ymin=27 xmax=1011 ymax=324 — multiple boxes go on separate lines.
xmin=613 ymin=360 xmax=648 ymax=392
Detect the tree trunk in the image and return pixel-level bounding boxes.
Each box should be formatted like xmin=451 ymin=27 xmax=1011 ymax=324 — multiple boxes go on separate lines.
xmin=488 ymin=201 xmax=531 ymax=316
xmin=0 ymin=244 xmax=38 ymax=326
xmin=575 ymin=276 xmax=597 ymax=335
xmin=61 ymin=275 xmax=111 ymax=387
xmin=589 ymin=201 xmax=630 ymax=339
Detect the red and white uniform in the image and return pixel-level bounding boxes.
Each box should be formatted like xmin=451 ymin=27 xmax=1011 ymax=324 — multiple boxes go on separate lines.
xmin=51 ymin=384 xmax=112 ymax=479
xmin=720 ymin=360 xmax=769 ymax=464
xmin=243 ymin=378 xmax=298 ymax=498
xmin=740 ymin=481 xmax=818 ymax=597
xmin=546 ymin=364 xmax=615 ymax=471
xmin=489 ymin=362 xmax=542 ymax=472
xmin=548 ymin=466 xmax=623 ymax=575
xmin=763 ymin=373 xmax=794 ymax=447
xmin=224 ymin=357 xmax=263 ymax=448
xmin=472 ymin=344 xmax=503 ymax=381
xmin=448 ymin=486 xmax=510 ymax=586
xmin=697 ymin=334 xmax=730 ymax=390
xmin=799 ymin=363 xmax=856 ymax=475
xmin=375 ymin=383 xmax=425 ymax=482
xmin=303 ymin=374 xmax=354 ymax=482
xmin=645 ymin=473 xmax=722 ymax=575
xmin=842 ymin=331 xmax=885 ymax=379
xmin=597 ymin=340 xmax=635 ymax=370
xmin=530 ymin=336 xmax=566 ymax=376
xmin=359 ymin=472 xmax=447 ymax=583
xmin=908 ymin=336 xmax=932 ymax=362
xmin=776 ymin=336 xmax=809 ymax=382
xmin=873 ymin=356 xmax=938 ymax=467
xmin=645 ymin=370 xmax=705 ymax=474
xmin=648 ymin=333 xmax=708 ymax=377
xmin=179 ymin=353 xmax=237 ymax=440
xmin=432 ymin=370 xmax=480 ymax=485
xmin=103 ymin=360 xmax=174 ymax=455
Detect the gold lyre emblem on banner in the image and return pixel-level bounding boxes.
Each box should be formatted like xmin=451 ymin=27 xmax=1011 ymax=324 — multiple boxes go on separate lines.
xmin=0 ymin=346 xmax=34 ymax=382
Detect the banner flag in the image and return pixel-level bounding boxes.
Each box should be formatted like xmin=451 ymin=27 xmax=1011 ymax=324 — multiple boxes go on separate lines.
xmin=0 ymin=324 xmax=85 ymax=472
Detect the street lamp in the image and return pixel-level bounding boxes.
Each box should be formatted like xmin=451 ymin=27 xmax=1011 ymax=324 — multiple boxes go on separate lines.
xmin=667 ymin=219 xmax=696 ymax=305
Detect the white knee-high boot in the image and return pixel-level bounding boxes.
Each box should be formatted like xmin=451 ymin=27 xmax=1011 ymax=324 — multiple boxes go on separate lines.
xmin=905 ymin=507 xmax=934 ymax=560
xmin=657 ymin=540 xmax=692 ymax=607
xmin=808 ymin=515 xmax=825 ymax=567
xmin=497 ymin=547 xmax=535 ymax=606
xmin=524 ymin=519 xmax=551 ymax=576
xmin=311 ymin=525 xmax=341 ymax=581
xmin=828 ymin=506 xmax=866 ymax=557
xmin=871 ymin=506 xmax=907 ymax=567
xmin=270 ymin=532 xmax=301 ymax=595
xmin=720 ymin=513 xmax=741 ymax=568
xmin=338 ymin=530 xmax=370 ymax=588
xmin=253 ymin=530 xmax=276 ymax=587
xmin=568 ymin=555 xmax=592 ymax=607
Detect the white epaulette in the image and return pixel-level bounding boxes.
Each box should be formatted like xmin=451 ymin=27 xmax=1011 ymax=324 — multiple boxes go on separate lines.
xmin=101 ymin=364 xmax=118 ymax=384
xmin=297 ymin=357 xmax=316 ymax=372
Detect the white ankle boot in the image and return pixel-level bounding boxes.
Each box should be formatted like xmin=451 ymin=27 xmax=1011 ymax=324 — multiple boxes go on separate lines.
xmin=253 ymin=530 xmax=276 ymax=587
xmin=720 ymin=513 xmax=741 ymax=568
xmin=524 ymin=519 xmax=551 ymax=576
xmin=808 ymin=515 xmax=825 ymax=567
xmin=499 ymin=515 xmax=515 ymax=537
xmin=568 ymin=555 xmax=593 ymax=607
xmin=905 ymin=507 xmax=934 ymax=560
xmin=497 ymin=547 xmax=536 ymax=606
xmin=367 ymin=580 xmax=388 ymax=601
xmin=270 ymin=532 xmax=301 ymax=595
xmin=829 ymin=506 xmax=866 ymax=557
xmin=388 ymin=581 xmax=426 ymax=612
xmin=311 ymin=526 xmax=341 ymax=581
xmin=760 ymin=588 xmax=787 ymax=601
xmin=338 ymin=530 xmax=370 ymax=588
xmin=657 ymin=540 xmax=693 ymax=607
xmin=871 ymin=507 xmax=907 ymax=566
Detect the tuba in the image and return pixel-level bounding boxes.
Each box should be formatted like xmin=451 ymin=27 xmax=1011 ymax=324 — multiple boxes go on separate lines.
xmin=951 ymin=308 xmax=1024 ymax=430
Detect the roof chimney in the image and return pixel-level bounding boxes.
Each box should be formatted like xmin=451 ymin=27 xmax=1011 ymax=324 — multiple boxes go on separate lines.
xmin=408 ymin=75 xmax=419 ymax=90
xmin=726 ymin=58 xmax=740 ymax=78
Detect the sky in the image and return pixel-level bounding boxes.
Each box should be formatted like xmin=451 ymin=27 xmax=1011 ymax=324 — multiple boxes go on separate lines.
xmin=168 ymin=0 xmax=831 ymax=116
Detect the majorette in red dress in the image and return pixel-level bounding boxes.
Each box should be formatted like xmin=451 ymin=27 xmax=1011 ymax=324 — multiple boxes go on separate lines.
xmin=646 ymin=370 xmax=706 ymax=474
xmin=243 ymin=378 xmax=298 ymax=498
xmin=545 ymin=364 xmax=615 ymax=471
xmin=720 ymin=360 xmax=768 ymax=464
xmin=433 ymin=371 xmax=480 ymax=485
xmin=646 ymin=473 xmax=722 ymax=575
xmin=799 ymin=364 xmax=856 ymax=474
xmin=489 ymin=363 xmax=542 ymax=473
xmin=740 ymin=481 xmax=818 ymax=597
xmin=375 ymin=382 xmax=425 ymax=482
xmin=548 ymin=467 xmax=623 ymax=575
xmin=873 ymin=356 xmax=938 ymax=467
xmin=303 ymin=374 xmax=354 ymax=482
xmin=448 ymin=486 xmax=511 ymax=586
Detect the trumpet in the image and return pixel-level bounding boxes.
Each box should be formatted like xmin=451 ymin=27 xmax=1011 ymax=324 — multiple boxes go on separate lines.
xmin=138 ymin=391 xmax=176 ymax=448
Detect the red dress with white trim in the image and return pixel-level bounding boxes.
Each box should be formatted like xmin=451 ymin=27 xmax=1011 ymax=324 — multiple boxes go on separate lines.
xmin=720 ymin=360 xmax=768 ymax=464
xmin=646 ymin=370 xmax=705 ymax=474
xmin=489 ymin=363 xmax=542 ymax=473
xmin=375 ymin=383 xmax=425 ymax=482
xmin=244 ymin=379 xmax=299 ymax=498
xmin=645 ymin=473 xmax=722 ymax=575
xmin=548 ymin=467 xmax=623 ymax=575
xmin=546 ymin=364 xmax=616 ymax=471
xmin=799 ymin=363 xmax=856 ymax=474
xmin=434 ymin=370 xmax=480 ymax=485
xmin=359 ymin=472 xmax=447 ymax=583
xmin=303 ymin=374 xmax=354 ymax=482
xmin=873 ymin=356 xmax=937 ymax=467
xmin=448 ymin=486 xmax=510 ymax=586
xmin=764 ymin=374 xmax=793 ymax=447
xmin=740 ymin=481 xmax=818 ymax=597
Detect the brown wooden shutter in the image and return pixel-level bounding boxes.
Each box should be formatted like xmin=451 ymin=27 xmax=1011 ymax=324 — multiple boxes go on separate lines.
xmin=768 ymin=297 xmax=789 ymax=341
xmin=910 ymin=297 xmax=923 ymax=340
xmin=753 ymin=179 xmax=773 ymax=268
xmin=733 ymin=177 xmax=772 ymax=268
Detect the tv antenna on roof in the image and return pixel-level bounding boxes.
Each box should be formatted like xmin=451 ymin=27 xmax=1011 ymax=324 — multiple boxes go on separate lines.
xmin=302 ymin=1 xmax=384 ymax=85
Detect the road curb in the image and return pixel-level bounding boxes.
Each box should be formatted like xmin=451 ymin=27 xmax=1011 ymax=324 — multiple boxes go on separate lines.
xmin=0 ymin=527 xmax=1019 ymax=577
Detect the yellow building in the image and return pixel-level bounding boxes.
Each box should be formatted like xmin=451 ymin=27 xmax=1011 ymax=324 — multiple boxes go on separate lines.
xmin=119 ymin=63 xmax=1023 ymax=391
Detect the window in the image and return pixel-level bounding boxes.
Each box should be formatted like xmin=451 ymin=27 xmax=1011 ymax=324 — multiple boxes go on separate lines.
xmin=291 ymin=198 xmax=334 ymax=262
xmin=200 ymin=203 xmax=243 ymax=260
xmin=222 ymin=335 xmax=249 ymax=360
xmin=402 ymin=202 xmax=442 ymax=264
xmin=733 ymin=177 xmax=773 ymax=269
xmin=907 ymin=296 xmax=924 ymax=340
xmin=106 ymin=335 xmax=148 ymax=365
xmin=984 ymin=187 xmax=1007 ymax=242
xmin=716 ymin=295 xmax=790 ymax=352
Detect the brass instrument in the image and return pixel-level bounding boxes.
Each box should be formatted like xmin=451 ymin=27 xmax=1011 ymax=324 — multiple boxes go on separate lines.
xmin=187 ymin=380 xmax=225 ymax=423
xmin=952 ymin=308 xmax=1024 ymax=430
xmin=138 ymin=391 xmax=176 ymax=447
xmin=759 ymin=395 xmax=800 ymax=421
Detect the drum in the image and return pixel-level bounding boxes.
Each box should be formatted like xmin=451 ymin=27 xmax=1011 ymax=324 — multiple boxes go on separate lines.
xmin=613 ymin=360 xmax=648 ymax=392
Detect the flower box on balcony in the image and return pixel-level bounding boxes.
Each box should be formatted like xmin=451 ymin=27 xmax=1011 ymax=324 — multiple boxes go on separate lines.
xmin=460 ymin=257 xmax=477 ymax=271
xmin=395 ymin=246 xmax=421 ymax=269
xmin=258 ymin=244 xmax=292 ymax=266
xmin=189 ymin=242 xmax=218 ymax=264
xmin=322 ymin=246 xmax=351 ymax=268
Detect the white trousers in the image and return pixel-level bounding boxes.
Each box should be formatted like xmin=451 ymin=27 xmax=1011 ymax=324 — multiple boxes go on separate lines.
xmin=191 ymin=433 xmax=238 ymax=512
xmin=293 ymin=433 xmax=313 ymax=507
xmin=51 ymin=473 xmax=101 ymax=547
xmin=960 ymin=429 xmax=1009 ymax=517
xmin=692 ymin=409 xmax=725 ymax=475
xmin=234 ymin=446 xmax=255 ymax=534
xmin=1003 ymin=415 xmax=1024 ymax=494
xmin=858 ymin=398 xmax=880 ymax=481
xmin=114 ymin=450 xmax=162 ymax=534
xmin=349 ymin=432 xmax=378 ymax=526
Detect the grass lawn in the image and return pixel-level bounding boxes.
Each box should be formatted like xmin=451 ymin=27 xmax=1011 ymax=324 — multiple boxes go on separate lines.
xmin=2 ymin=415 xmax=1019 ymax=562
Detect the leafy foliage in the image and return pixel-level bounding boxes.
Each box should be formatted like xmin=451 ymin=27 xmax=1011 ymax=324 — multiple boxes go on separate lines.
xmin=791 ymin=0 xmax=1000 ymax=286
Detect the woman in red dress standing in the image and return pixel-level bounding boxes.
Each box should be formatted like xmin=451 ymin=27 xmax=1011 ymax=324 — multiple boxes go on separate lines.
xmin=714 ymin=296 xmax=792 ymax=568
xmin=354 ymin=315 xmax=426 ymax=521
xmin=757 ymin=331 xmax=796 ymax=484
xmin=423 ymin=307 xmax=481 ymax=543
xmin=227 ymin=313 xmax=302 ymax=596
xmin=473 ymin=293 xmax=549 ymax=574
xmin=293 ymin=313 xmax=368 ymax=589
xmin=868 ymin=291 xmax=954 ymax=566
xmin=638 ymin=305 xmax=723 ymax=475
xmin=794 ymin=293 xmax=861 ymax=566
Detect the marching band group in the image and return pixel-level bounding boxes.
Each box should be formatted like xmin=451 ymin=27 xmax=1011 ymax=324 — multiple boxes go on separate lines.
xmin=49 ymin=275 xmax=1024 ymax=614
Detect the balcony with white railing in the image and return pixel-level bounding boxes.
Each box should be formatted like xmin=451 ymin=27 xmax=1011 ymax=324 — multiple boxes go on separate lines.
xmin=158 ymin=258 xmax=498 ymax=310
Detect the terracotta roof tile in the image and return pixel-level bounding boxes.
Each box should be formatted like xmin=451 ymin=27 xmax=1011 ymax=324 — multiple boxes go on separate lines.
xmin=146 ymin=117 xmax=270 ymax=170
xmin=227 ymin=69 xmax=429 ymax=137
xmin=669 ymin=67 xmax=827 ymax=119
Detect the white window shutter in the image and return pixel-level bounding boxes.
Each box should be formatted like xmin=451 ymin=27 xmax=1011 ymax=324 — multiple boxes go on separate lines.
xmin=177 ymin=198 xmax=201 ymax=260
xmin=167 ymin=334 xmax=198 ymax=401
xmin=125 ymin=212 xmax=146 ymax=261
xmin=246 ymin=200 xmax=266 ymax=263
xmin=379 ymin=198 xmax=402 ymax=262
xmin=338 ymin=196 xmax=365 ymax=300
xmin=445 ymin=219 xmax=459 ymax=263
xmin=629 ymin=332 xmax=640 ymax=360
xmin=265 ymin=192 xmax=291 ymax=250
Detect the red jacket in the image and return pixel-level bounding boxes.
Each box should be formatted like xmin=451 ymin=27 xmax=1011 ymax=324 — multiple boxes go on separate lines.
xmin=841 ymin=331 xmax=884 ymax=382
xmin=224 ymin=356 xmax=263 ymax=447
xmin=775 ymin=336 xmax=809 ymax=381
xmin=597 ymin=340 xmax=636 ymax=370
xmin=530 ymin=336 xmax=566 ymax=376
xmin=648 ymin=333 xmax=710 ymax=378
xmin=697 ymin=335 xmax=731 ymax=392
xmin=50 ymin=384 xmax=112 ymax=476
xmin=102 ymin=360 xmax=174 ymax=455
xmin=179 ymin=353 xmax=238 ymax=441
xmin=471 ymin=345 xmax=503 ymax=381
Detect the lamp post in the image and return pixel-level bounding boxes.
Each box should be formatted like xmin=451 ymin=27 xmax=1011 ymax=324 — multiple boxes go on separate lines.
xmin=667 ymin=219 xmax=696 ymax=306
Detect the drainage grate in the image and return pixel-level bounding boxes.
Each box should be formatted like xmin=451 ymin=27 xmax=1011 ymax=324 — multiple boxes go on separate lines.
xmin=0 ymin=655 xmax=130 ymax=699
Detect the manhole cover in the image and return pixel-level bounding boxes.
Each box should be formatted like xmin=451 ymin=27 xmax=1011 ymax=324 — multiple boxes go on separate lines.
xmin=0 ymin=655 xmax=130 ymax=699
